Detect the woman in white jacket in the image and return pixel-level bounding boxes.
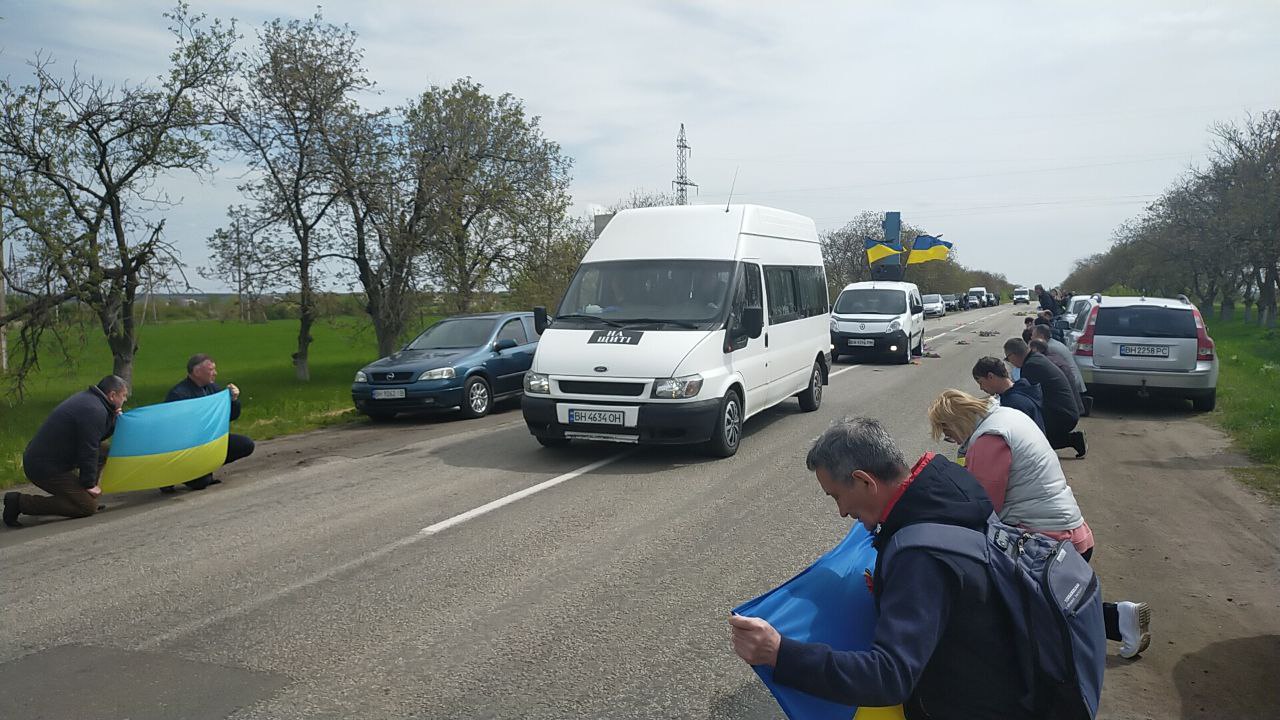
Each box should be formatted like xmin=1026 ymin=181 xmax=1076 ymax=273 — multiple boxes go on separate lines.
xmin=927 ymin=388 xmax=1150 ymax=659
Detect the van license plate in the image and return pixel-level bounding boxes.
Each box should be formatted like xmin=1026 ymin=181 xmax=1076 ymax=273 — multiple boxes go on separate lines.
xmin=1119 ymin=344 xmax=1169 ymax=357
xmin=372 ymin=389 xmax=406 ymax=399
xmin=847 ymin=339 xmax=875 ymax=347
xmin=569 ymin=409 xmax=625 ymax=425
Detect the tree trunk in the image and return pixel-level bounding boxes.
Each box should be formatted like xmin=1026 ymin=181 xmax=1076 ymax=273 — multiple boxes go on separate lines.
xmin=294 ymin=254 xmax=314 ymax=382
xmin=106 ymin=328 xmax=136 ymax=385
xmin=1261 ymin=263 xmax=1278 ymax=329
xmin=1219 ymin=295 xmax=1235 ymax=321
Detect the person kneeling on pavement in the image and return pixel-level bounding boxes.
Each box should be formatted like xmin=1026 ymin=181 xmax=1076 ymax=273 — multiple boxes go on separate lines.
xmin=159 ymin=353 xmax=255 ymax=493
xmin=4 ymin=375 xmax=128 ymax=528
xmin=730 ymin=418 xmax=1047 ymax=719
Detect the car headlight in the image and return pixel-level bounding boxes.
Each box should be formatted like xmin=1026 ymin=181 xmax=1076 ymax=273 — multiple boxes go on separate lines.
xmin=829 ymin=318 xmax=838 ymax=331
xmin=419 ymin=367 xmax=456 ymax=381
xmin=354 ymin=370 xmax=368 ymax=383
xmin=652 ymin=374 xmax=704 ymax=399
xmin=888 ymin=319 xmax=902 ymax=332
xmin=524 ymin=371 xmax=551 ymax=394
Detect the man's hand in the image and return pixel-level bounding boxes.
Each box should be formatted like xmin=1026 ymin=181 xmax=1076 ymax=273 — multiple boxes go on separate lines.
xmin=226 ymin=383 xmax=240 ymax=401
xmin=729 ymin=614 xmax=781 ymax=667
xmin=87 ymin=485 xmax=102 ymax=497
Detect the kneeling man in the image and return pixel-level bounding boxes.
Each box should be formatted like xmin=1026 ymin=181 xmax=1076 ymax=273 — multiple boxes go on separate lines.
xmin=161 ymin=353 xmax=255 ymax=492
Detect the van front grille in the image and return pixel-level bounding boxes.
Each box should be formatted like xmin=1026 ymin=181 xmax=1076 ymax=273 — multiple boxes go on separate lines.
xmin=558 ymin=380 xmax=646 ymax=397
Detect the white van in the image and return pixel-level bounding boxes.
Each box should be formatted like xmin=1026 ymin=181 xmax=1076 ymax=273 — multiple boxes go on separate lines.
xmin=522 ymin=204 xmax=830 ymax=457
xmin=967 ymin=285 xmax=989 ymax=308
xmin=830 ymin=281 xmax=925 ymax=364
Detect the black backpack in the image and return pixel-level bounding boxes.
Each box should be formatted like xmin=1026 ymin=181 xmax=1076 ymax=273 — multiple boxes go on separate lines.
xmin=881 ymin=514 xmax=1106 ymax=719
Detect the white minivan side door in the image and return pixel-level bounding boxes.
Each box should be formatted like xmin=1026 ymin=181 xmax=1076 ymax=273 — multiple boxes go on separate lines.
xmin=762 ymin=265 xmax=813 ymax=405
xmin=726 ymin=262 xmax=771 ymax=415
xmin=910 ymin=290 xmax=925 ymax=350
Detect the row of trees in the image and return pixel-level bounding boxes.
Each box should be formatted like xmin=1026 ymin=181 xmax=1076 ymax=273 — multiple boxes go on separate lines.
xmin=820 ymin=211 xmax=1015 ymax=298
xmin=1062 ymin=111 xmax=1280 ymax=328
xmin=0 ymin=5 xmax=574 ymax=384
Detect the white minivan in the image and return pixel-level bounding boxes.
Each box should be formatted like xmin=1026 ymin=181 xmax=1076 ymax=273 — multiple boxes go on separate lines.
xmin=829 ymin=281 xmax=925 ymax=365
xmin=522 ymin=204 xmax=830 ymax=457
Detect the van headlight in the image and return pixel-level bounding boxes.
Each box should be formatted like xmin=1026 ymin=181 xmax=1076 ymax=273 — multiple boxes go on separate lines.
xmin=829 ymin=318 xmax=839 ymax=331
xmin=354 ymin=370 xmax=368 ymax=383
xmin=525 ymin=371 xmax=551 ymax=394
xmin=888 ymin=319 xmax=902 ymax=333
xmin=419 ymin=367 xmax=456 ymax=381
xmin=652 ymin=374 xmax=703 ymax=399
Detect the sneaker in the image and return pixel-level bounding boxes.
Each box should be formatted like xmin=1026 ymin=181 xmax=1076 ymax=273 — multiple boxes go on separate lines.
xmin=1118 ymin=601 xmax=1151 ymax=658
xmin=1072 ymin=431 xmax=1088 ymax=458
xmin=3 ymin=492 xmax=21 ymax=528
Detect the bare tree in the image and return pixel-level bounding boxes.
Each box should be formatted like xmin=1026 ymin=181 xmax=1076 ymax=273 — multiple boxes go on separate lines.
xmin=0 ymin=5 xmax=236 ymax=385
xmin=214 ymin=11 xmax=371 ymax=379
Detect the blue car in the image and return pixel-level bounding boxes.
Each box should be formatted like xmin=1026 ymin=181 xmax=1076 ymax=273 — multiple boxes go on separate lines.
xmin=352 ymin=312 xmax=539 ymax=420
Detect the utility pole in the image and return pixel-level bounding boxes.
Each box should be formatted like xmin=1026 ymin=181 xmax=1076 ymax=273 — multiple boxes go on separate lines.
xmin=672 ymin=123 xmax=697 ymax=205
xmin=0 ymin=195 xmax=7 ymax=374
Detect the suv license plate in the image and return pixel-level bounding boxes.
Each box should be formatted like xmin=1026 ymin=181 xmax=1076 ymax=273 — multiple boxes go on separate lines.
xmin=848 ymin=338 xmax=875 ymax=347
xmin=372 ymin=388 xmax=406 ymax=399
xmin=1119 ymin=344 xmax=1169 ymax=357
xmin=569 ymin=409 xmax=625 ymax=425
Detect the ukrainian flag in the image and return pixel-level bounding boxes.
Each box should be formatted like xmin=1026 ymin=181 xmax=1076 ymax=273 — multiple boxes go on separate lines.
xmin=906 ymin=235 xmax=952 ymax=264
xmin=864 ymin=236 xmax=903 ymax=264
xmin=99 ymin=390 xmax=231 ymax=493
xmin=733 ymin=524 xmax=905 ymax=720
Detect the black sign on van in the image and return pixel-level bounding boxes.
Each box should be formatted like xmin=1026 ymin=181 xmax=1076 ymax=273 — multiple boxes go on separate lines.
xmin=588 ymin=330 xmax=644 ymax=345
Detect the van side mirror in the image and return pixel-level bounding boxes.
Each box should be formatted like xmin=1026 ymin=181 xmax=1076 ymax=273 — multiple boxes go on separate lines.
xmin=740 ymin=306 xmax=765 ymax=339
xmin=533 ymin=306 xmax=549 ymax=335
xmin=493 ymin=338 xmax=518 ymax=352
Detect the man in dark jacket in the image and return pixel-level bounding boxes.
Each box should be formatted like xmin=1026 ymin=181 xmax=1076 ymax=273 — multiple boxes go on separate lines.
xmin=730 ymin=418 xmax=1036 ymax=720
xmin=1004 ymin=338 xmax=1086 ymax=457
xmin=1035 ymin=284 xmax=1062 ymax=316
xmin=159 ymin=353 xmax=255 ymax=492
xmin=4 ymin=376 xmax=128 ymax=527
xmin=972 ymin=356 xmax=1046 ymax=433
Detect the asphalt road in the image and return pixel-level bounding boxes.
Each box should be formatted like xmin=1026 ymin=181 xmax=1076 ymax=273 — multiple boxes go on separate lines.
xmin=2 ymin=304 xmax=1231 ymax=720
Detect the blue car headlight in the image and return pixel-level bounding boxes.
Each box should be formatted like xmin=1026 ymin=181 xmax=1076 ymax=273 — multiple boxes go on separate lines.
xmin=354 ymin=370 xmax=368 ymax=383
xmin=419 ymin=367 xmax=456 ymax=381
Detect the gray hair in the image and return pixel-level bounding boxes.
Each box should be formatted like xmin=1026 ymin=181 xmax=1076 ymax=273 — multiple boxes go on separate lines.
xmin=805 ymin=417 xmax=908 ymax=486
xmin=96 ymin=374 xmax=129 ymax=394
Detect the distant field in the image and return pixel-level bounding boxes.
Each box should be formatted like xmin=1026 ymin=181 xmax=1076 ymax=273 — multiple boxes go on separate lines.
xmin=0 ymin=316 xmax=417 ymax=489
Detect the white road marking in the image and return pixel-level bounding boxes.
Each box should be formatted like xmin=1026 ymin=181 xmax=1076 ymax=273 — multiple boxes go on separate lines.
xmin=139 ymin=451 xmax=630 ymax=648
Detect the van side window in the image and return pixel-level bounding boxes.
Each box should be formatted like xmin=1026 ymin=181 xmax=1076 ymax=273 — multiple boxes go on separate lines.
xmin=764 ymin=267 xmax=800 ymax=324
xmin=795 ymin=266 xmax=829 ymax=317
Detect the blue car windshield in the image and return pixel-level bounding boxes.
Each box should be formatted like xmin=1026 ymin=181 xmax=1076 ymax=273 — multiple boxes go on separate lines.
xmin=407 ymin=318 xmax=495 ymax=350
xmin=555 ymin=259 xmax=735 ymax=329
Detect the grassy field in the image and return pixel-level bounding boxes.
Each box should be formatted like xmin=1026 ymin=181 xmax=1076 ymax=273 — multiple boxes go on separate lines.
xmin=0 ymin=316 xmax=414 ymax=489
xmin=1207 ymin=316 xmax=1280 ymax=503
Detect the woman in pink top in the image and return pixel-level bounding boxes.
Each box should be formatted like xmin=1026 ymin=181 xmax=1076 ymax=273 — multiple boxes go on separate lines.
xmin=928 ymin=388 xmax=1150 ymax=659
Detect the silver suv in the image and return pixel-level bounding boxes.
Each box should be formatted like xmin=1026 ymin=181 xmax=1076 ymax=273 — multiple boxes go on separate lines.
xmin=1071 ymin=295 xmax=1218 ymax=410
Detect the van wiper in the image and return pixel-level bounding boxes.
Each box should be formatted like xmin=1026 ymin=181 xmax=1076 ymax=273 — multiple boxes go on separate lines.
xmin=554 ymin=313 xmax=624 ymax=327
xmin=614 ymin=317 xmax=699 ymax=329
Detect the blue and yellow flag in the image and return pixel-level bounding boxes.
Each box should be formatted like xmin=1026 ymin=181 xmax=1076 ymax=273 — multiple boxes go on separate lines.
xmin=864 ymin=236 xmax=903 ymax=264
xmin=733 ymin=524 xmax=905 ymax=720
xmin=99 ymin=390 xmax=231 ymax=493
xmin=906 ymin=235 xmax=952 ymax=264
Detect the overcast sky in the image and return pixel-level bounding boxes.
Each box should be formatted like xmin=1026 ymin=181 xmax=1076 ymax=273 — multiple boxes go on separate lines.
xmin=4 ymin=0 xmax=1278 ymax=289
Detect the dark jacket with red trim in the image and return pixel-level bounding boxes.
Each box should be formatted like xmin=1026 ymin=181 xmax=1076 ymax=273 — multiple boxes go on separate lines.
xmin=772 ymin=454 xmax=1034 ymax=720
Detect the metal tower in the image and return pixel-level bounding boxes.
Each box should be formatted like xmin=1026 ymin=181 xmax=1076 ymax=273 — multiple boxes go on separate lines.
xmin=673 ymin=123 xmax=697 ymax=205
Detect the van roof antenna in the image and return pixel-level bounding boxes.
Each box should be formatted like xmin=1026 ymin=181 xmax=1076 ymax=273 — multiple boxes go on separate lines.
xmin=725 ymin=166 xmax=740 ymax=212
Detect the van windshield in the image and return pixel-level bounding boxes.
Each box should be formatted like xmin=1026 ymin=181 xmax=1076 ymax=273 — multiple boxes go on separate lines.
xmin=834 ymin=289 xmax=907 ymax=315
xmin=555 ymin=259 xmax=735 ymax=330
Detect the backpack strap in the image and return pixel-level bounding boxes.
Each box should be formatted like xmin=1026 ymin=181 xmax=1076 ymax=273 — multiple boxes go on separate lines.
xmin=880 ymin=521 xmax=989 ymax=574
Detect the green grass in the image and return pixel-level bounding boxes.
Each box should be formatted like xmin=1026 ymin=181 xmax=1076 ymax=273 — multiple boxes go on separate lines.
xmin=1207 ymin=315 xmax=1280 ymax=503
xmin=0 ymin=316 xmax=426 ymax=489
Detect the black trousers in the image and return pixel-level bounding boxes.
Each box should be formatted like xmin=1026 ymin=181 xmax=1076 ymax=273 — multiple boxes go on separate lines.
xmin=1044 ymin=410 xmax=1081 ymax=450
xmin=1080 ymin=547 xmax=1122 ymax=642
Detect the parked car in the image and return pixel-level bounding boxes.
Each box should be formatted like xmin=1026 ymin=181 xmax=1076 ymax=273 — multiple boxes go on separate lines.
xmin=1071 ymin=295 xmax=1218 ymax=410
xmin=922 ymin=293 xmax=947 ymax=318
xmin=1062 ymin=295 xmax=1093 ymax=326
xmin=1012 ymin=287 xmax=1031 ymax=304
xmin=352 ymin=312 xmax=539 ymax=421
xmin=523 ymin=204 xmax=829 ymax=457
xmin=967 ymin=286 xmax=988 ymax=308
xmin=985 ymin=292 xmax=997 ymax=306
xmin=942 ymin=293 xmax=960 ymax=312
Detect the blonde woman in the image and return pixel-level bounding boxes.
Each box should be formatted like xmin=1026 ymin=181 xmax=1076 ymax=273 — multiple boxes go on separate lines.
xmin=927 ymin=388 xmax=1151 ymax=659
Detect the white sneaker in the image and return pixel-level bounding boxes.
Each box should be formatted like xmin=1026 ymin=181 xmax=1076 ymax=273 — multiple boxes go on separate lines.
xmin=1118 ymin=601 xmax=1151 ymax=659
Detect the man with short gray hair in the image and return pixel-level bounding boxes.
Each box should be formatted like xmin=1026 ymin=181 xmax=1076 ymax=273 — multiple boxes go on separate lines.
xmin=730 ymin=418 xmax=1035 ymax=719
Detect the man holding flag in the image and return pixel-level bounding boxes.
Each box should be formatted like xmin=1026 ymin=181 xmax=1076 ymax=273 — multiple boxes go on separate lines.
xmin=159 ymin=353 xmax=255 ymax=492
xmin=730 ymin=418 xmax=1037 ymax=720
